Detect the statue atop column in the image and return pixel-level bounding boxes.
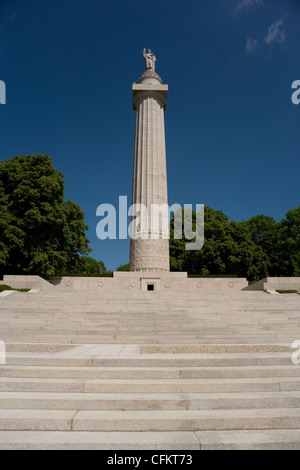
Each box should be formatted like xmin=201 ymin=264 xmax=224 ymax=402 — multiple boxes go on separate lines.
xmin=143 ymin=48 xmax=156 ymax=72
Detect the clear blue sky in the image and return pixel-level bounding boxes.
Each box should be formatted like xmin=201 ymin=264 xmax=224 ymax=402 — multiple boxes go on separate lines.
xmin=0 ymin=0 xmax=299 ymax=270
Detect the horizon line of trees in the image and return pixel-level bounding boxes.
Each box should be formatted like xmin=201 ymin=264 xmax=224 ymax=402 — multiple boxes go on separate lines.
xmin=0 ymin=154 xmax=299 ymax=282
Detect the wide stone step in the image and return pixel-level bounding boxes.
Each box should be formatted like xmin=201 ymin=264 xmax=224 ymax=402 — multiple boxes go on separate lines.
xmin=195 ymin=429 xmax=300 ymax=450
xmin=3 ymin=337 xmax=297 ymax=345
xmin=0 ymin=377 xmax=299 ymax=393
xmin=1 ymin=335 xmax=297 ymax=344
xmin=0 ymin=391 xmax=299 ymax=411
xmin=72 ymin=408 xmax=300 ymax=432
xmin=1 ymin=364 xmax=300 ymax=380
xmin=1 ymin=408 xmax=299 ymax=432
xmin=0 ymin=429 xmax=299 ymax=450
xmin=5 ymin=353 xmax=293 ymax=368
xmin=2 ymin=324 xmax=297 ymax=331
xmin=0 ymin=430 xmax=199 ymax=450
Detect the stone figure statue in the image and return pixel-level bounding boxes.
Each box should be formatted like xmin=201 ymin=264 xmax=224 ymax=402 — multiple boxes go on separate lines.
xmin=143 ymin=48 xmax=156 ymax=72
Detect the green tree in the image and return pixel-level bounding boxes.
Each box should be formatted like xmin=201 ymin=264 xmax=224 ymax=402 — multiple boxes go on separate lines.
xmin=170 ymin=206 xmax=269 ymax=282
xmin=244 ymin=209 xmax=300 ymax=277
xmin=78 ymin=257 xmax=106 ymax=275
xmin=116 ymin=262 xmax=130 ymax=271
xmin=274 ymin=207 xmax=300 ymax=276
xmin=245 ymin=214 xmax=277 ymax=245
xmin=0 ymin=154 xmax=91 ymax=279
xmin=283 ymin=207 xmax=300 ymax=276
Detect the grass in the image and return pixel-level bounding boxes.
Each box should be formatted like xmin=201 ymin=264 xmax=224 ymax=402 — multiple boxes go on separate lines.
xmin=276 ymin=290 xmax=298 ymax=294
xmin=0 ymin=285 xmax=30 ymax=293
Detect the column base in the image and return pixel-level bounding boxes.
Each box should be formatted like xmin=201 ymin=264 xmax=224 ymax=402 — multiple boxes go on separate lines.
xmin=113 ymin=271 xmax=187 ymax=292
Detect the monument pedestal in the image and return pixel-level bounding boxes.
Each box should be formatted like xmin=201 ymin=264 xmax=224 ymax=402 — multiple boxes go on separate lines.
xmin=50 ymin=273 xmax=248 ymax=293
xmin=113 ymin=271 xmax=188 ymax=292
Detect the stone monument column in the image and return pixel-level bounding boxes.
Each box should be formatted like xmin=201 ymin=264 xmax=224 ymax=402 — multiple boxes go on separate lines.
xmin=129 ymin=50 xmax=170 ymax=272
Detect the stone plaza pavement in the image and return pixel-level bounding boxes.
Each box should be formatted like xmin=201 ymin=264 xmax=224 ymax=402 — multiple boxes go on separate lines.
xmin=0 ymin=289 xmax=300 ymax=449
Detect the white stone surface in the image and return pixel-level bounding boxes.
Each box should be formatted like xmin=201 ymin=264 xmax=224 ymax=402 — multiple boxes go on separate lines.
xmin=245 ymin=277 xmax=300 ymax=292
xmin=0 ymin=431 xmax=200 ymax=450
xmin=72 ymin=408 xmax=300 ymax=432
xmin=3 ymin=275 xmax=54 ymax=291
xmin=0 ymin=283 xmax=300 ymax=449
xmin=195 ymin=430 xmax=300 ymax=450
xmin=0 ymin=291 xmax=16 ymax=297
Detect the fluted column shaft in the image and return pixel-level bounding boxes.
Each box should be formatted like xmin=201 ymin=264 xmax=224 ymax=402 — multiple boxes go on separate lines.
xmin=130 ymin=84 xmax=170 ymax=272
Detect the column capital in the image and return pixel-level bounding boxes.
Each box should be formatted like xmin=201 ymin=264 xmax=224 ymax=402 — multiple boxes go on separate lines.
xmin=132 ymin=84 xmax=168 ymax=111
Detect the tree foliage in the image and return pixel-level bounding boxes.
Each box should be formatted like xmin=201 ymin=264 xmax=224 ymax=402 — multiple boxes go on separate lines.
xmin=0 ymin=154 xmax=91 ymax=279
xmin=170 ymin=206 xmax=300 ymax=282
xmin=116 ymin=262 xmax=130 ymax=272
xmin=76 ymin=257 xmax=107 ymax=275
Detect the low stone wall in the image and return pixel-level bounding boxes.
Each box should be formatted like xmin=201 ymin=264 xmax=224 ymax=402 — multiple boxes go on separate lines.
xmin=187 ymin=277 xmax=248 ymax=293
xmin=244 ymin=277 xmax=300 ymax=292
xmin=264 ymin=277 xmax=300 ymax=292
xmin=243 ymin=278 xmax=267 ymax=291
xmin=3 ymin=275 xmax=55 ymax=291
xmin=52 ymin=276 xmax=116 ymax=292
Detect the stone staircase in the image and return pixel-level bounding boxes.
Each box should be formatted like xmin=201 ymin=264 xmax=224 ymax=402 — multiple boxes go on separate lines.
xmin=0 ymin=290 xmax=299 ymax=345
xmin=0 ymin=289 xmax=300 ymax=449
xmin=0 ymin=346 xmax=300 ymax=449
